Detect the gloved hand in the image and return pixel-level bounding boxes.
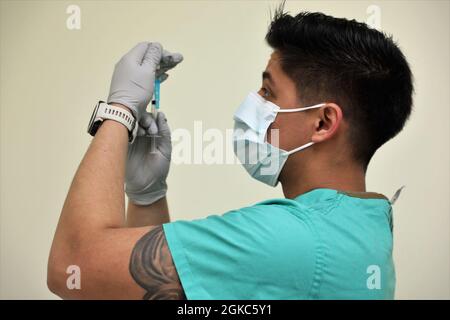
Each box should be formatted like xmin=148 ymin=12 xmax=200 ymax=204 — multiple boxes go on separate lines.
xmin=107 ymin=42 xmax=183 ymax=122
xmin=125 ymin=111 xmax=172 ymax=205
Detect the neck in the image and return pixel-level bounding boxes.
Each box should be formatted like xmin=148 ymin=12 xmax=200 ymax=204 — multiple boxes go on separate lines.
xmin=280 ymin=158 xmax=367 ymax=199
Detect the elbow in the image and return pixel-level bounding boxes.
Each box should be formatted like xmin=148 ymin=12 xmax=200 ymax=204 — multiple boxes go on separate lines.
xmin=47 ymin=242 xmax=85 ymax=299
xmin=47 ymin=248 xmax=74 ymax=298
xmin=48 ymin=228 xmax=108 ymax=299
xmin=47 ymin=253 xmax=65 ymax=298
xmin=47 ymin=267 xmax=61 ymax=297
xmin=47 ymin=232 xmax=104 ymax=299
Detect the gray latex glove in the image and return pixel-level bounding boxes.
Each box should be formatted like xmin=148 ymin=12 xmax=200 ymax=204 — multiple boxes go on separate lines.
xmin=107 ymin=42 xmax=183 ymax=122
xmin=125 ymin=111 xmax=172 ymax=205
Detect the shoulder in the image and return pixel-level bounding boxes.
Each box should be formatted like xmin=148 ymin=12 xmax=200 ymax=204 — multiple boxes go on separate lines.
xmin=167 ymin=197 xmax=316 ymax=237
xmin=233 ymin=197 xmax=314 ymax=226
xmin=162 ymin=199 xmax=320 ymax=299
xmin=165 ymin=197 xmax=319 ymax=265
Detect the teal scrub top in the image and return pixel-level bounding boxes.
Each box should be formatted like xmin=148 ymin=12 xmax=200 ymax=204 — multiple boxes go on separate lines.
xmin=163 ymin=188 xmax=395 ymax=300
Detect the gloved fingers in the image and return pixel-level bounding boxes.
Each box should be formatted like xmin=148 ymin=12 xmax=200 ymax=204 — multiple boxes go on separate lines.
xmin=146 ymin=119 xmax=158 ymax=136
xmin=142 ymin=42 xmax=163 ymax=71
xmin=155 ymin=112 xmax=172 ymax=159
xmin=155 ymin=68 xmax=169 ymax=79
xmin=157 ymin=51 xmax=183 ymax=76
xmin=157 ymin=73 xmax=169 ymax=83
xmin=139 ymin=111 xmax=155 ymax=129
xmin=124 ymin=42 xmax=151 ymax=65
xmin=137 ymin=126 xmax=146 ymax=137
xmin=156 ymin=50 xmax=183 ymax=77
xmin=136 ymin=111 xmax=169 ymax=137
xmin=156 ymin=111 xmax=171 ymax=136
xmin=160 ymin=50 xmax=183 ymax=68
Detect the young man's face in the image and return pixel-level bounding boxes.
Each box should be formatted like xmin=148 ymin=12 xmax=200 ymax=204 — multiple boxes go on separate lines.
xmin=258 ymin=51 xmax=316 ymax=152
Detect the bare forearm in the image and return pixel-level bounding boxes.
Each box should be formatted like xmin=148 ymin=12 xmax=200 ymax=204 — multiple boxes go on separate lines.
xmin=57 ymin=117 xmax=129 ymax=237
xmin=126 ymin=197 xmax=170 ymax=227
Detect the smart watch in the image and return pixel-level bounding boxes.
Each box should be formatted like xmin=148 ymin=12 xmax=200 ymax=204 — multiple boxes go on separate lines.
xmin=87 ymin=101 xmax=138 ymax=143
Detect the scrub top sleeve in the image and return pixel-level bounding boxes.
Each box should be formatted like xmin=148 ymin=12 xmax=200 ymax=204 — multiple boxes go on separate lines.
xmin=162 ymin=205 xmax=317 ymax=300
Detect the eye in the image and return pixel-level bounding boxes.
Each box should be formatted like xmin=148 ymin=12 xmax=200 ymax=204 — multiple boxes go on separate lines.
xmin=261 ymin=87 xmax=271 ymax=99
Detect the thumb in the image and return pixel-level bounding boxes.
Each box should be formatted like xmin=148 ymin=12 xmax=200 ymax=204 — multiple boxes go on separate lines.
xmin=142 ymin=42 xmax=163 ymax=71
xmin=156 ymin=112 xmax=171 ymax=159
xmin=156 ymin=112 xmax=171 ymax=137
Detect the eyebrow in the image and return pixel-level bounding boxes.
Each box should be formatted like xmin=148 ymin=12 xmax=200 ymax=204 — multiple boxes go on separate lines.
xmin=262 ymin=71 xmax=274 ymax=86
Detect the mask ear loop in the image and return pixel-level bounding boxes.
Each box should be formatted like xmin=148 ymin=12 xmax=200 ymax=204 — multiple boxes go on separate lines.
xmin=279 ymin=103 xmax=327 ymax=155
xmin=285 ymin=141 xmax=315 ymax=155
xmin=277 ymin=103 xmax=327 ymax=113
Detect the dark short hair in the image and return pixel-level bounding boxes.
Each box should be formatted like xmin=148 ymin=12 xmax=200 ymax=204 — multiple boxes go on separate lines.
xmin=265 ymin=1 xmax=414 ymax=168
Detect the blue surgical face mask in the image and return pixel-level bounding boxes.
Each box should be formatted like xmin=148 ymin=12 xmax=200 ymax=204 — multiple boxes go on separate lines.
xmin=232 ymin=91 xmax=325 ymax=187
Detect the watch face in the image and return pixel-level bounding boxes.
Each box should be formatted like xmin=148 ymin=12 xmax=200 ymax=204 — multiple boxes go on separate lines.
xmin=88 ymin=102 xmax=100 ymax=127
xmin=88 ymin=101 xmax=104 ymax=135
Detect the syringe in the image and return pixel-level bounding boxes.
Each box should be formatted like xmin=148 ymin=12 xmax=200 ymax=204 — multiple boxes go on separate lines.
xmin=151 ymin=78 xmax=161 ymax=117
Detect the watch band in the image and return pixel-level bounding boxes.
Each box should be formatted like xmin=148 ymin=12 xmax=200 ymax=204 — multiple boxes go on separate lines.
xmin=88 ymin=101 xmax=138 ymax=143
xmin=97 ymin=102 xmax=135 ymax=131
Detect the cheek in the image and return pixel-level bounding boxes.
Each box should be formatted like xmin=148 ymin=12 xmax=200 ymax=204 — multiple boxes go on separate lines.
xmin=267 ymin=114 xmax=309 ymax=150
xmin=266 ymin=122 xmax=277 ymax=144
xmin=266 ymin=116 xmax=286 ymax=148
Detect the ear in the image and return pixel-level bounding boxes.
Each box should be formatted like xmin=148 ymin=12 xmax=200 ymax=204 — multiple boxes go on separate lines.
xmin=311 ymin=103 xmax=343 ymax=143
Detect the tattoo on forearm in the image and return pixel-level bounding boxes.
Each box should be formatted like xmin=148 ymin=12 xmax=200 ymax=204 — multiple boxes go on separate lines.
xmin=129 ymin=226 xmax=186 ymax=300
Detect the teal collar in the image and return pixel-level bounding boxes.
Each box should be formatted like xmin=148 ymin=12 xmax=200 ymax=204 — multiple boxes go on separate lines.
xmin=294 ymin=188 xmax=389 ymax=206
xmin=294 ymin=188 xmax=339 ymax=206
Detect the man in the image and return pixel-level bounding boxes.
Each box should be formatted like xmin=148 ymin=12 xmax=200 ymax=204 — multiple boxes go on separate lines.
xmin=47 ymin=4 xmax=413 ymax=299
